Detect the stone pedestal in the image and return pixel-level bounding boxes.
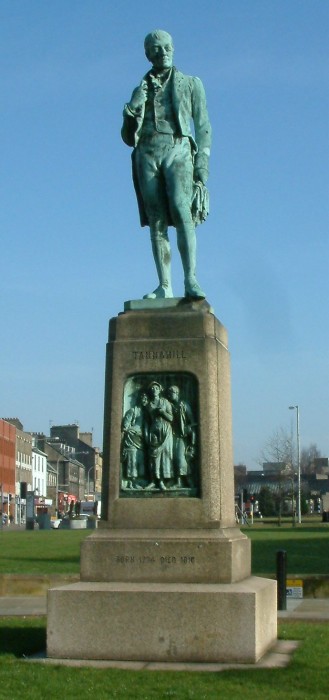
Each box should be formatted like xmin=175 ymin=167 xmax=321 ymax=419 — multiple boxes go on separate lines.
xmin=48 ymin=577 xmax=276 ymax=663
xmin=47 ymin=299 xmax=277 ymax=663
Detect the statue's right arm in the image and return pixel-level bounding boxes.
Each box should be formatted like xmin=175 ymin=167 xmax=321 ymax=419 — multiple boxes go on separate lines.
xmin=122 ymin=408 xmax=134 ymax=431
xmin=129 ymin=80 xmax=148 ymax=112
xmin=121 ymin=80 xmax=148 ymax=147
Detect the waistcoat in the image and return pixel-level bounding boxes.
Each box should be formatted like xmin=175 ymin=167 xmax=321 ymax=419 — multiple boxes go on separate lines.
xmin=141 ymin=72 xmax=177 ymax=136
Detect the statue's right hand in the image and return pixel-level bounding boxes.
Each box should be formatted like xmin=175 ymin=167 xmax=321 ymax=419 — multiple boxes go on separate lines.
xmin=129 ymin=80 xmax=148 ymax=112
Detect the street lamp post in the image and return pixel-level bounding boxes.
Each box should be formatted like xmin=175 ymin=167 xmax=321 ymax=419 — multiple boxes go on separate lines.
xmin=48 ymin=449 xmax=90 ymax=514
xmin=87 ymin=466 xmax=94 ymax=500
xmin=289 ymin=405 xmax=301 ymax=524
xmin=56 ymin=456 xmax=60 ymax=516
xmin=58 ymin=450 xmax=88 ymax=510
xmin=47 ymin=460 xmax=61 ymax=517
xmin=70 ymin=451 xmax=89 ymax=501
xmin=284 ymin=472 xmax=296 ymax=527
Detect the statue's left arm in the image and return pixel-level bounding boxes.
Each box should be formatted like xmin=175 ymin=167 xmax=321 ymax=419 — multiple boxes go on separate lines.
xmin=191 ymin=77 xmax=212 ymax=184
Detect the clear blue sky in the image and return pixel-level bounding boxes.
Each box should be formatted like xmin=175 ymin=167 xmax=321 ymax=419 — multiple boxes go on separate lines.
xmin=1 ymin=0 xmax=328 ymax=469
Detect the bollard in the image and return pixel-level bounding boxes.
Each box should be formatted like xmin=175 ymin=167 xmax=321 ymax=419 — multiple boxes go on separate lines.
xmin=276 ymin=549 xmax=287 ymax=610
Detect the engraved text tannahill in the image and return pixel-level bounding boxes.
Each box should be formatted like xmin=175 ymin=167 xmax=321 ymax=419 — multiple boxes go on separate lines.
xmin=132 ymin=349 xmax=188 ymax=360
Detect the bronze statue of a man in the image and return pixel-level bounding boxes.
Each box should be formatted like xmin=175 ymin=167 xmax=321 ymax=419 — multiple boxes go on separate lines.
xmin=121 ymin=30 xmax=211 ymax=300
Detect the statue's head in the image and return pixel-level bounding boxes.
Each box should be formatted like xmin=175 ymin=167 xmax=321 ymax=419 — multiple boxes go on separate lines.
xmin=168 ymin=385 xmax=180 ymax=401
xmin=138 ymin=390 xmax=149 ymax=407
xmin=148 ymin=380 xmax=163 ymax=397
xmin=144 ymin=30 xmax=174 ymax=70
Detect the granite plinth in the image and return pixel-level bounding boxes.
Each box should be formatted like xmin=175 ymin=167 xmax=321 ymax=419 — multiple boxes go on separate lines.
xmin=47 ymin=302 xmax=278 ymax=664
xmin=102 ymin=300 xmax=236 ymax=529
xmin=47 ymin=577 xmax=277 ymax=664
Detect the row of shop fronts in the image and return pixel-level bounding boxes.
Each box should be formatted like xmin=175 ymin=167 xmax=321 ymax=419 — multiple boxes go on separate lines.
xmin=0 ymin=418 xmax=102 ymax=525
xmin=1 ymin=488 xmax=82 ymax=526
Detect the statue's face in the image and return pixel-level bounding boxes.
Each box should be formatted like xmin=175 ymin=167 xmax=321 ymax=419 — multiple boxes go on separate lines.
xmin=147 ymin=36 xmax=174 ymax=70
xmin=150 ymin=383 xmax=161 ymax=398
xmin=168 ymin=387 xmax=179 ymax=402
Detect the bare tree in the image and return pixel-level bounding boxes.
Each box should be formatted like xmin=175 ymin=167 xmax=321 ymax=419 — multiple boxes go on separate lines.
xmin=259 ymin=428 xmax=296 ymax=525
xmin=259 ymin=427 xmax=295 ymax=469
xmin=300 ymin=443 xmax=321 ymax=475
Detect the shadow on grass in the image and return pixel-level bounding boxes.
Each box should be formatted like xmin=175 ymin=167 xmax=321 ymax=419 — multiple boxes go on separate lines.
xmin=0 ymin=555 xmax=80 ymax=564
xmin=0 ymin=620 xmax=46 ymax=657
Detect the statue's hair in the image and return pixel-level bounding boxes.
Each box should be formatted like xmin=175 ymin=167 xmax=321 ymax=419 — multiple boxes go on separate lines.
xmin=148 ymin=380 xmax=163 ymax=393
xmin=144 ymin=30 xmax=173 ymax=54
xmin=169 ymin=385 xmax=179 ymax=393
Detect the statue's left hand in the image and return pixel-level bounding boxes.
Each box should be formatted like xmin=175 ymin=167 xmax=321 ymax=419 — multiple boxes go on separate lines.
xmin=194 ymin=167 xmax=208 ymax=185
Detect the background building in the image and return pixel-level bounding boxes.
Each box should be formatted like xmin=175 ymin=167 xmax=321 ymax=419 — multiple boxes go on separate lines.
xmin=32 ymin=443 xmax=47 ymax=497
xmin=2 ymin=418 xmax=33 ymax=523
xmin=49 ymin=424 xmax=102 ymax=498
xmin=0 ymin=418 xmax=16 ymax=522
xmin=32 ymin=424 xmax=102 ymax=516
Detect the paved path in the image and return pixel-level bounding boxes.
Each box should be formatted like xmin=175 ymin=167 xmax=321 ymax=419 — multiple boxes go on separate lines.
xmin=278 ymin=597 xmax=329 ymax=621
xmin=1 ymin=595 xmax=329 ymax=620
xmin=0 ymin=596 xmax=47 ymax=616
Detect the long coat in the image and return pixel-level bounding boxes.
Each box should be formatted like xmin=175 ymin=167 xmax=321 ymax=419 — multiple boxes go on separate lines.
xmin=121 ymin=67 xmax=212 ymax=227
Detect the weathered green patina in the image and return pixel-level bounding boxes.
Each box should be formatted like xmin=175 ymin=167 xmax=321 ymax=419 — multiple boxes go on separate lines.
xmin=120 ymin=373 xmax=199 ymax=497
xmin=122 ymin=30 xmax=211 ymax=300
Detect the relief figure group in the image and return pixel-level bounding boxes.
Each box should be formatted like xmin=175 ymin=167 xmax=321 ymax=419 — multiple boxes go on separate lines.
xmin=121 ymin=381 xmax=196 ymax=492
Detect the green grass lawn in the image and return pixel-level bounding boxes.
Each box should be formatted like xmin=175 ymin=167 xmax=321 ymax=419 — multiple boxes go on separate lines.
xmin=0 ymin=530 xmax=89 ymax=574
xmin=242 ymin=522 xmax=329 ymax=576
xmin=1 ymin=520 xmax=329 ymax=577
xmin=1 ymin=524 xmax=329 ymax=698
xmin=0 ymin=618 xmax=328 ymax=699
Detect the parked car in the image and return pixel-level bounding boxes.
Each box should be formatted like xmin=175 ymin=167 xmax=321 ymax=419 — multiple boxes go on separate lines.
xmin=50 ymin=517 xmax=62 ymax=529
xmin=58 ymin=513 xmax=91 ymax=529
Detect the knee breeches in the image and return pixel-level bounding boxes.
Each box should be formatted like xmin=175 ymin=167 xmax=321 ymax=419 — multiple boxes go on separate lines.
xmin=134 ymin=135 xmax=194 ymax=227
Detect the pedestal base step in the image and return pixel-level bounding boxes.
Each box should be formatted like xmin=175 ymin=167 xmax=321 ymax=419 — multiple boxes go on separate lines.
xmin=47 ymin=576 xmax=277 ymax=664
